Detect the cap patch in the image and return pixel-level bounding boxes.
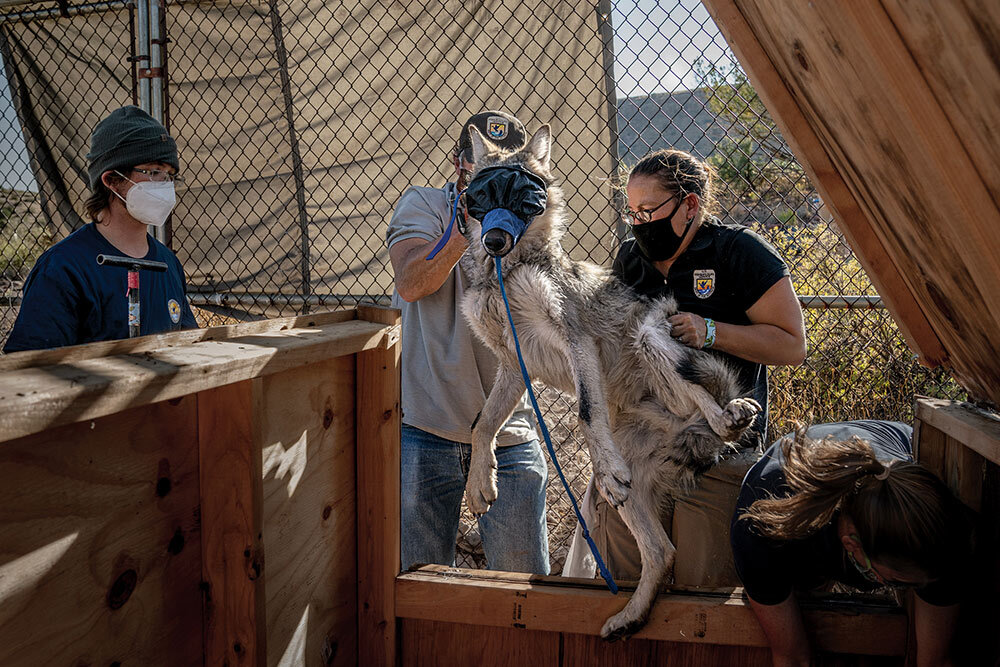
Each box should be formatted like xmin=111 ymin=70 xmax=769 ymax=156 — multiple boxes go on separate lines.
xmin=487 ymin=116 xmax=509 ymax=141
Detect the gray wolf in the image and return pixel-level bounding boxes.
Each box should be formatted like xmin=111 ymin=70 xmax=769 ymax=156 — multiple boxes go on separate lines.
xmin=458 ymin=124 xmax=760 ymax=638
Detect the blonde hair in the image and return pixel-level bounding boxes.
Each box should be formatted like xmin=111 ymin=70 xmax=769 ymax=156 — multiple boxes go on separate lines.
xmin=741 ymin=426 xmax=971 ymax=578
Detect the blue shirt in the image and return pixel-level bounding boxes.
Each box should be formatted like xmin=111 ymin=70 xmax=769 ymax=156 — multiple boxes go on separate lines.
xmin=4 ymin=223 xmax=197 ymax=353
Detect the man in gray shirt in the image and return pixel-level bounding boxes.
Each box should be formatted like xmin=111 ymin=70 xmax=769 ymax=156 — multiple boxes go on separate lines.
xmin=386 ymin=111 xmax=550 ymax=574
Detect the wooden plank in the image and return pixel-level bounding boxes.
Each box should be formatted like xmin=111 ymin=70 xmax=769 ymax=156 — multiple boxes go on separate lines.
xmin=400 ymin=619 xmax=559 ymax=667
xmin=698 ymin=0 xmax=945 ymax=367
xmin=356 ymin=305 xmax=401 ymax=667
xmin=944 ymin=435 xmax=984 ymax=513
xmin=0 ymin=318 xmax=395 ymax=443
xmin=0 ymin=397 xmax=202 ymax=666
xmin=259 ymin=358 xmax=358 ymax=667
xmin=913 ymin=421 xmax=946 ymax=480
xmin=199 ymin=380 xmax=266 ymax=667
xmin=394 ymin=569 xmax=907 ymax=656
xmin=915 ymin=398 xmax=1000 ymax=466
xmin=0 ymin=309 xmax=356 ymax=372
xmin=880 ymin=1 xmax=1000 ymax=207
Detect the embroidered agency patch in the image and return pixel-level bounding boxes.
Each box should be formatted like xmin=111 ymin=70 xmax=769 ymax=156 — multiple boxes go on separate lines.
xmin=168 ymin=298 xmax=181 ymax=323
xmin=487 ymin=116 xmax=509 ymax=141
xmin=693 ymin=269 xmax=715 ymax=299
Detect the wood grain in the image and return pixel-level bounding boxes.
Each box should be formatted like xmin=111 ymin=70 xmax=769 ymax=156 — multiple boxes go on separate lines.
xmin=199 ymin=380 xmax=266 ymax=666
xmin=356 ymin=305 xmax=401 ymax=667
xmin=0 ymin=309 xmax=357 ymax=372
xmin=258 ymin=358 xmax=358 ymax=667
xmin=400 ymin=619 xmax=559 ymax=667
xmin=0 ymin=397 xmax=202 ymax=666
xmin=394 ymin=569 xmax=907 ymax=655
xmin=0 ymin=318 xmax=393 ymax=443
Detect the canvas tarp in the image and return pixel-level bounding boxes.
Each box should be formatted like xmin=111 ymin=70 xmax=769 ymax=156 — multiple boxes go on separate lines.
xmin=2 ymin=0 xmax=617 ymax=302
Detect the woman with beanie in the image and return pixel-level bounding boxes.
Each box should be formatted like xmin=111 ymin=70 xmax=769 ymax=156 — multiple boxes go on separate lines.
xmin=4 ymin=105 xmax=196 ymax=352
xmin=732 ymin=421 xmax=972 ymax=667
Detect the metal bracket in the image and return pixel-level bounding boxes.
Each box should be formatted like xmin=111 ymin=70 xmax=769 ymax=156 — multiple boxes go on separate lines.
xmin=138 ymin=67 xmax=164 ymax=79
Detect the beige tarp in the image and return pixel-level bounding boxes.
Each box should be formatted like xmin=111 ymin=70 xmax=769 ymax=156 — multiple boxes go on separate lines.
xmin=3 ymin=0 xmax=617 ymax=303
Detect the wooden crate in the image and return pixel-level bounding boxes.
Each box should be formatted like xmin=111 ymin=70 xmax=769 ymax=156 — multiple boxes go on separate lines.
xmin=0 ymin=306 xmax=400 ymax=667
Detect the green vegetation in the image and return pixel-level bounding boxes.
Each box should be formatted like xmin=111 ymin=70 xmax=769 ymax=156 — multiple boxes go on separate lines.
xmin=694 ymin=56 xmax=965 ymax=430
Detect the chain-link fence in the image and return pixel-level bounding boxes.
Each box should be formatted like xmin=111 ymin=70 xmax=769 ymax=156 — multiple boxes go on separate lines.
xmin=0 ymin=0 xmax=965 ymax=573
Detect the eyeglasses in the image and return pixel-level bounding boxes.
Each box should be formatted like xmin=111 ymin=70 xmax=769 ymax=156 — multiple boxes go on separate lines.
xmin=624 ymin=192 xmax=681 ymax=225
xmin=132 ymin=167 xmax=183 ymax=183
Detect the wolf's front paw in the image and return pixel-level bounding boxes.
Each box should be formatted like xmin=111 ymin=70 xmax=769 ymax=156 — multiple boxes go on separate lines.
xmin=720 ymin=397 xmax=761 ymax=441
xmin=595 ymin=456 xmax=632 ymax=508
xmin=600 ymin=600 xmax=648 ymax=641
xmin=465 ymin=461 xmax=498 ymax=515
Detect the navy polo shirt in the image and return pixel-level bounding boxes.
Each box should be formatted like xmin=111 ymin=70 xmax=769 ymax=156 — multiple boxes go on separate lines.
xmin=4 ymin=223 xmax=197 ymax=353
xmin=612 ymin=217 xmax=789 ymax=448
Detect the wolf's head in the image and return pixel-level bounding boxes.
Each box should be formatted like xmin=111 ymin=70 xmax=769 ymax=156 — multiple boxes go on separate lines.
xmin=461 ymin=124 xmax=567 ymax=266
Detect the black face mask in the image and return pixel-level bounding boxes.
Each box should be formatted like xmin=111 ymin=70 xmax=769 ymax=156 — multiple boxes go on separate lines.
xmin=629 ymin=197 xmax=692 ymax=262
xmin=465 ymin=165 xmax=548 ymax=257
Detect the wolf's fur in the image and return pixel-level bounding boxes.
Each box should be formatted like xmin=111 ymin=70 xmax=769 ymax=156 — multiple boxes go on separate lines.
xmin=458 ymin=125 xmax=759 ymax=639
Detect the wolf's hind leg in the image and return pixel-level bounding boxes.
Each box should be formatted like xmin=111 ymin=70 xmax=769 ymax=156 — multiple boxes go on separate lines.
xmin=466 ymin=363 xmax=527 ymax=515
xmin=634 ymin=317 xmax=759 ymax=441
xmin=568 ymin=335 xmax=631 ymax=508
xmin=599 ymin=469 xmax=675 ymax=640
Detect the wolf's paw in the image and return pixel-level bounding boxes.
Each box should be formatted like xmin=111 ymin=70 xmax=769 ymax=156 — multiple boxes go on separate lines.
xmin=595 ymin=457 xmax=632 ymax=508
xmin=720 ymin=397 xmax=761 ymax=440
xmin=464 ymin=462 xmax=498 ymax=515
xmin=600 ymin=601 xmax=648 ymax=641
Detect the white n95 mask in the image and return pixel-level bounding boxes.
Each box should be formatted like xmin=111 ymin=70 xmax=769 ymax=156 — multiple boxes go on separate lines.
xmin=113 ymin=173 xmax=177 ymax=227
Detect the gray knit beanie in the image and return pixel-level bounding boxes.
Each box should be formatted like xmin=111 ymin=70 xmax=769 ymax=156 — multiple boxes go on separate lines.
xmin=86 ymin=106 xmax=179 ymax=190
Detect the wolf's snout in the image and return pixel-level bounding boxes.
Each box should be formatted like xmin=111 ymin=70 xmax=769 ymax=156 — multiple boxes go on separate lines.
xmin=482 ymin=228 xmax=514 ymax=257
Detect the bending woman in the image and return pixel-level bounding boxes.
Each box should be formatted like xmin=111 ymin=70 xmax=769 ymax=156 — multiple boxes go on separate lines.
xmin=732 ymin=421 xmax=972 ymax=667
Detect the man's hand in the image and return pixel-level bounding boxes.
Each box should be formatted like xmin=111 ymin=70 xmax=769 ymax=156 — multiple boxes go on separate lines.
xmin=668 ymin=311 xmax=707 ymax=349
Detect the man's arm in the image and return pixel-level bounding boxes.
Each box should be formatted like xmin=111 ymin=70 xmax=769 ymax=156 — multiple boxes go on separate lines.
xmin=389 ymin=220 xmax=468 ymax=303
xmin=748 ymin=595 xmax=812 ymax=667
xmin=913 ymin=595 xmax=958 ymax=667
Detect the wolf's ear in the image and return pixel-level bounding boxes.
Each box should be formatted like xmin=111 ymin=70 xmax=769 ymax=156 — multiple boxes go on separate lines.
xmin=525 ymin=125 xmax=551 ymax=170
xmin=469 ymin=125 xmax=488 ymax=164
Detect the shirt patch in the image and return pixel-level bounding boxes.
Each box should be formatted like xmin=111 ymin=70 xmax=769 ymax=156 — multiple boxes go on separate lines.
xmin=487 ymin=116 xmax=509 ymax=140
xmin=694 ymin=269 xmax=715 ymax=299
xmin=168 ymin=298 xmax=181 ymax=323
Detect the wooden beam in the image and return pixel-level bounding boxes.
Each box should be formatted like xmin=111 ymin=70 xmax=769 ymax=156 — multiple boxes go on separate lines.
xmin=0 ymin=318 xmax=395 ymax=443
xmin=395 ymin=568 xmax=907 ymax=656
xmin=915 ymin=398 xmax=1000 ymax=467
xmin=356 ymin=305 xmax=401 ymax=667
xmin=0 ymin=309 xmax=356 ymax=372
xmin=198 ymin=380 xmax=266 ymax=666
xmin=699 ymin=0 xmax=946 ymax=368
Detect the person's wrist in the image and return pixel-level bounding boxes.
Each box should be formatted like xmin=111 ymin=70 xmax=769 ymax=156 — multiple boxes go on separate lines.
xmin=703 ymin=317 xmax=716 ymax=349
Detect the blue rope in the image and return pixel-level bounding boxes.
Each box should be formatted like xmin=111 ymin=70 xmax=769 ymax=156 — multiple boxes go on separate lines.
xmin=494 ymin=256 xmax=618 ymax=594
xmin=424 ymin=193 xmax=460 ymax=260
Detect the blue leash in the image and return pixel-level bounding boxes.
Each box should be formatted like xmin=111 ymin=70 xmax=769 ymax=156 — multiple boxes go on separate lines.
xmin=424 ymin=193 xmax=460 ymax=260
xmin=494 ymin=256 xmax=618 ymax=594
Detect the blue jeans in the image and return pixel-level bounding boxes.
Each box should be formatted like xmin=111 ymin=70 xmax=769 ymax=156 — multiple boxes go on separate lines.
xmin=400 ymin=424 xmax=550 ymax=574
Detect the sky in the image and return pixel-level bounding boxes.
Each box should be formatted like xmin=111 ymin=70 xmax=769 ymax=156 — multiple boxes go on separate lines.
xmin=0 ymin=0 xmax=731 ymax=192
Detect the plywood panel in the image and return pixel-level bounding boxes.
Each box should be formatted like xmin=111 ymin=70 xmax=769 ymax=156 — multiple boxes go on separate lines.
xmin=400 ymin=619 xmax=559 ymax=667
xmin=0 ymin=397 xmax=202 ymax=666
xmin=259 ymin=358 xmax=358 ymax=667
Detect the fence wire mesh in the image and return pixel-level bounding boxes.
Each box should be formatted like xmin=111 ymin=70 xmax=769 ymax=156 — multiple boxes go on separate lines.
xmin=0 ymin=0 xmax=966 ymax=573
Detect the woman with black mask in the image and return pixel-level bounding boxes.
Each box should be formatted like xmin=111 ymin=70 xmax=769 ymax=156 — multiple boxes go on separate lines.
xmin=564 ymin=148 xmax=805 ymax=587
